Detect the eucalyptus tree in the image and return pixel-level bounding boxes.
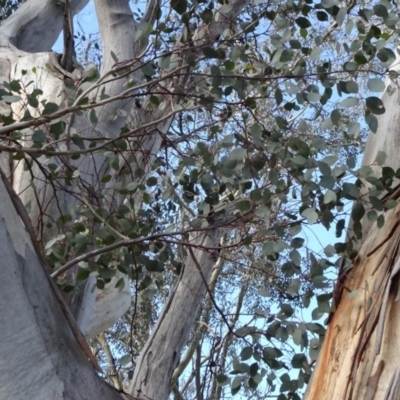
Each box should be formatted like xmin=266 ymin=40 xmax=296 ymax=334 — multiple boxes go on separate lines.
xmin=1 ymin=0 xmax=400 ymax=399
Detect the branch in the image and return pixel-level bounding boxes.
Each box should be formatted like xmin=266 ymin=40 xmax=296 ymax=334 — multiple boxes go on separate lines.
xmin=170 ymin=245 xmax=225 ymax=387
xmin=0 ymin=0 xmax=88 ymax=52
xmin=215 ymin=276 xmax=250 ymax=399
xmin=60 ymin=0 xmax=75 ymax=72
xmin=95 ymin=0 xmax=138 ymax=73
xmin=92 ymin=0 xmax=141 ymax=139
xmin=97 ymin=332 xmax=123 ymax=391
xmin=51 ymin=225 xmax=218 ymax=279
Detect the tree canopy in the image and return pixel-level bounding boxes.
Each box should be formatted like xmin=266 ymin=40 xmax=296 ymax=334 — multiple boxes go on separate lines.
xmin=1 ymin=0 xmax=400 ymax=399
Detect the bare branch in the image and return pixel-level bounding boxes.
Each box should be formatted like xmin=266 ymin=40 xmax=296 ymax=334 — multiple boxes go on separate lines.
xmin=95 ymin=0 xmax=137 ymax=73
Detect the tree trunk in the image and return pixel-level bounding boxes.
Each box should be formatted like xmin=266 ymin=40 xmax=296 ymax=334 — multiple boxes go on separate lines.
xmin=129 ymin=229 xmax=224 ymax=400
xmin=304 ymin=54 xmax=400 ymax=400
xmin=0 ymin=175 xmax=122 ymax=400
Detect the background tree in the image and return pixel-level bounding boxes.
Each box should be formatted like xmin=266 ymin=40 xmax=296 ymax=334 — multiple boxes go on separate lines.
xmin=0 ymin=0 xmax=399 ymax=399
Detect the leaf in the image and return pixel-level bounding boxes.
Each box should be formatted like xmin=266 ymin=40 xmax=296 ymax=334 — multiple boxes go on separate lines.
xmin=345 ymin=81 xmax=358 ymax=94
xmin=149 ymin=95 xmax=160 ymax=106
xmin=280 ymin=49 xmax=293 ymax=62
xmin=145 ymin=259 xmax=164 ymax=272
xmin=307 ymin=92 xmax=320 ymax=102
xmin=295 ymin=17 xmax=311 ymax=28
xmin=235 ymin=326 xmax=252 ymax=337
xmin=321 ymin=0 xmax=335 ymax=7
xmin=32 ymin=130 xmax=46 ymax=144
xmin=230 ymin=148 xmax=247 ymax=160
xmin=345 ymin=19 xmax=354 ymax=35
xmin=350 ymin=122 xmax=360 ymax=138
xmin=159 ymin=54 xmax=170 ymax=69
xmin=367 ymin=79 xmax=385 ymax=92
xmin=336 ymin=7 xmax=347 ymax=27
xmin=119 ymin=354 xmax=131 ymax=365
xmin=224 ymin=60 xmax=235 ymax=70
xmin=240 ymin=346 xmax=253 ymax=361
xmin=366 ymin=96 xmax=385 ymax=115
xmin=373 ymin=4 xmax=388 ymax=18
xmin=310 ymin=47 xmax=322 ymax=61
xmin=316 ymin=11 xmax=329 ymax=21
xmin=202 ymin=47 xmax=219 ymax=59
xmin=342 ymin=182 xmax=359 ymax=199
xmin=351 ymin=203 xmax=365 ymax=222
xmin=249 ymin=362 xmax=259 ymax=377
xmin=83 ymin=64 xmax=99 ymax=81
xmin=280 ymin=304 xmax=294 ymax=317
xmin=89 ymin=109 xmax=98 ymax=124
xmin=301 ymin=208 xmax=318 ymax=224
xmin=375 ymin=150 xmax=387 ymax=165
xmin=146 ymin=176 xmax=158 ymax=186
xmin=292 ymin=155 xmax=307 ymax=165
xmin=275 ymin=116 xmax=288 ymax=129
xmin=291 ymin=237 xmax=305 ymax=249
xmin=339 ymin=97 xmax=359 ymax=108
xmin=377 ymin=48 xmax=395 ymax=65
xmin=171 ymin=0 xmax=187 ymax=14
xmin=2 ymin=95 xmax=21 ymax=103
xmin=366 ymin=114 xmax=378 ymax=133
xmin=324 ymin=190 xmax=337 ymax=204
xmin=292 ymin=353 xmax=307 ymax=368
xmin=231 ymin=376 xmax=242 ymax=390
xmin=275 ymin=88 xmax=283 ymax=105
xmin=110 ymin=51 xmax=118 ymax=63
xmin=331 ymin=109 xmax=341 ymax=124
xmin=354 ymin=52 xmax=368 ymax=65
xmin=289 ymin=249 xmax=301 ymax=266
xmin=216 ymin=374 xmax=230 ymax=386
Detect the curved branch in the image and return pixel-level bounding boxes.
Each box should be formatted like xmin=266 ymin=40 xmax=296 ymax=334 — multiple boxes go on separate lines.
xmin=0 ymin=0 xmax=88 ymax=52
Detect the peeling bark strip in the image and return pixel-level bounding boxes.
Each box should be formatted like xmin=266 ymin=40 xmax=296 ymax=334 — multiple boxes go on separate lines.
xmin=304 ymin=205 xmax=400 ymax=400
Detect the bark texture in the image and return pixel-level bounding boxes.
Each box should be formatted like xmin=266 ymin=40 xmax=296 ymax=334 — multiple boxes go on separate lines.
xmin=305 ymin=54 xmax=400 ymax=400
xmin=305 ymin=206 xmax=400 ymax=399
xmin=129 ymin=229 xmax=224 ymax=400
xmin=0 ymin=176 xmax=122 ymax=400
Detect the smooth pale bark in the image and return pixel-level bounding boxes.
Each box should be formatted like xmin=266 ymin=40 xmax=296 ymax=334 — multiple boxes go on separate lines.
xmin=129 ymin=229 xmax=224 ymax=400
xmin=0 ymin=177 xmax=123 ymax=400
xmin=305 ymin=54 xmax=400 ymax=399
xmin=0 ymin=0 xmax=88 ymax=52
xmin=77 ymin=274 xmax=132 ymax=338
xmin=0 ymin=0 xmax=137 ymax=338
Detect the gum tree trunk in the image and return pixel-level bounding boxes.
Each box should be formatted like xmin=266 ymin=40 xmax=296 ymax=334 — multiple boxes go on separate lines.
xmin=304 ymin=54 xmax=400 ymax=400
xmin=0 ymin=175 xmax=122 ymax=400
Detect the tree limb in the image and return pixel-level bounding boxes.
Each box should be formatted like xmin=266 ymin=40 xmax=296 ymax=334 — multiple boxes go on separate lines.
xmin=0 ymin=0 xmax=88 ymax=51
